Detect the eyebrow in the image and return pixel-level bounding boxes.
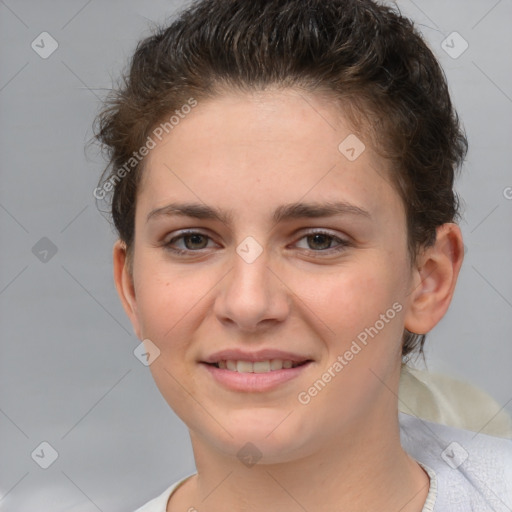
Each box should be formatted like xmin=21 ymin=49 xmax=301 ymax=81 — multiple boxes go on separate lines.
xmin=146 ymin=200 xmax=371 ymax=225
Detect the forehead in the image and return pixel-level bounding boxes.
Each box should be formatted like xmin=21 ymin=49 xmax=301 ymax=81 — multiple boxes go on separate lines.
xmin=138 ymin=89 xmax=401 ymax=223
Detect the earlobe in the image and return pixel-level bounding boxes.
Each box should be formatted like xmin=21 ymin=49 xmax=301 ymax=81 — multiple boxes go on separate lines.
xmin=404 ymin=223 xmax=464 ymax=335
xmin=113 ymin=240 xmax=142 ymax=339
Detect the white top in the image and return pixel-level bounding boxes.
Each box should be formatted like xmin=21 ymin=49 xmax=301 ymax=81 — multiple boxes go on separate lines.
xmin=133 ymin=412 xmax=512 ymax=511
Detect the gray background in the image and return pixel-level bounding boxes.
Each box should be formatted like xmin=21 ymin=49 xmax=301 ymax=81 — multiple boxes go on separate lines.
xmin=0 ymin=0 xmax=511 ymax=510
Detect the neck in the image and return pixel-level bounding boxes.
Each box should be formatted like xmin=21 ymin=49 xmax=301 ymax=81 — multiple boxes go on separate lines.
xmin=170 ymin=405 xmax=429 ymax=512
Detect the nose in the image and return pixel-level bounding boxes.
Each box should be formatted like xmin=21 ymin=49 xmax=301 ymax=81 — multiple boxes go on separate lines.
xmin=213 ymin=245 xmax=290 ymax=333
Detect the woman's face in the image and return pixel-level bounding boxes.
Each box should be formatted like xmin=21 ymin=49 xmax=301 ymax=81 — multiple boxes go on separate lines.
xmin=118 ymin=89 xmax=417 ymax=462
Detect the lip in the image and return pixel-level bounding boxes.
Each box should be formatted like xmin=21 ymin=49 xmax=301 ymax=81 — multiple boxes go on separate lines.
xmin=200 ymin=348 xmax=312 ymax=364
xmin=200 ymin=360 xmax=313 ymax=392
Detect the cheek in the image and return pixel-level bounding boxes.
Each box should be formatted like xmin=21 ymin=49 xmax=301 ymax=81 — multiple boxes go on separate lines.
xmin=296 ymin=265 xmax=405 ymax=427
xmin=301 ymin=262 xmax=399 ymax=338
xmin=133 ymin=267 xmax=203 ymax=350
xmin=133 ymin=269 xmax=207 ymax=412
xmin=133 ymin=259 xmax=229 ymax=375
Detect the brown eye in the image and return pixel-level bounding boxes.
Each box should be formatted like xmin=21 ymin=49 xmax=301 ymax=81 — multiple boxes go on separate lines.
xmin=306 ymin=233 xmax=333 ymax=250
xmin=165 ymin=231 xmax=217 ymax=254
xmin=182 ymin=234 xmax=209 ymax=250
xmin=294 ymin=231 xmax=350 ymax=255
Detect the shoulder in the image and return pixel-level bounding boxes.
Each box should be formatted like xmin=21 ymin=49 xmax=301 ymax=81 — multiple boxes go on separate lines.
xmin=399 ymin=412 xmax=512 ymax=510
xmin=398 ymin=366 xmax=512 ymax=437
xmin=134 ymin=474 xmax=195 ymax=512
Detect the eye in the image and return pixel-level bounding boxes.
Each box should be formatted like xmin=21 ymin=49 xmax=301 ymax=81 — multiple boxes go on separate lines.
xmin=164 ymin=231 xmax=217 ymax=254
xmin=294 ymin=231 xmax=350 ymax=253
xmin=163 ymin=229 xmax=349 ymax=257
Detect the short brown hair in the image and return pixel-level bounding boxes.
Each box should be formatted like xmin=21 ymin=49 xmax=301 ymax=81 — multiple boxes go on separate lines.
xmin=94 ymin=0 xmax=468 ymax=360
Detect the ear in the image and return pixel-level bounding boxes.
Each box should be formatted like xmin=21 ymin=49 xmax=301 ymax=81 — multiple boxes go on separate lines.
xmin=404 ymin=223 xmax=464 ymax=335
xmin=113 ymin=239 xmax=143 ymax=339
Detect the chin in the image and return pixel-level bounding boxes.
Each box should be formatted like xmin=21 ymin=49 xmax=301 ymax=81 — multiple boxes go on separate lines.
xmin=202 ymin=412 xmax=315 ymax=463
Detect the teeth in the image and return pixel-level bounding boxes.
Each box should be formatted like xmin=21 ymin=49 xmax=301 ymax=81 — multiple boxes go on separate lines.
xmin=253 ymin=361 xmax=270 ymax=373
xmin=236 ymin=360 xmax=253 ymax=373
xmin=215 ymin=359 xmax=305 ymax=373
xmin=270 ymin=359 xmax=283 ymax=370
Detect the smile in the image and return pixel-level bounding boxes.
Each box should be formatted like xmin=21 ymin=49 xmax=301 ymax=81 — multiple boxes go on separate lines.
xmin=201 ymin=360 xmax=313 ymax=392
xmin=208 ymin=359 xmax=308 ymax=373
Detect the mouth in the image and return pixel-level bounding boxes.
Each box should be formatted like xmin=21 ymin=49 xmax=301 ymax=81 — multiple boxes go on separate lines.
xmin=200 ymin=358 xmax=313 ymax=392
xmin=204 ymin=359 xmax=311 ymax=373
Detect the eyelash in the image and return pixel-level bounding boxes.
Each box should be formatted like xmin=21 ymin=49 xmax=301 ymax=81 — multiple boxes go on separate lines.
xmin=163 ymin=229 xmax=351 ymax=257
